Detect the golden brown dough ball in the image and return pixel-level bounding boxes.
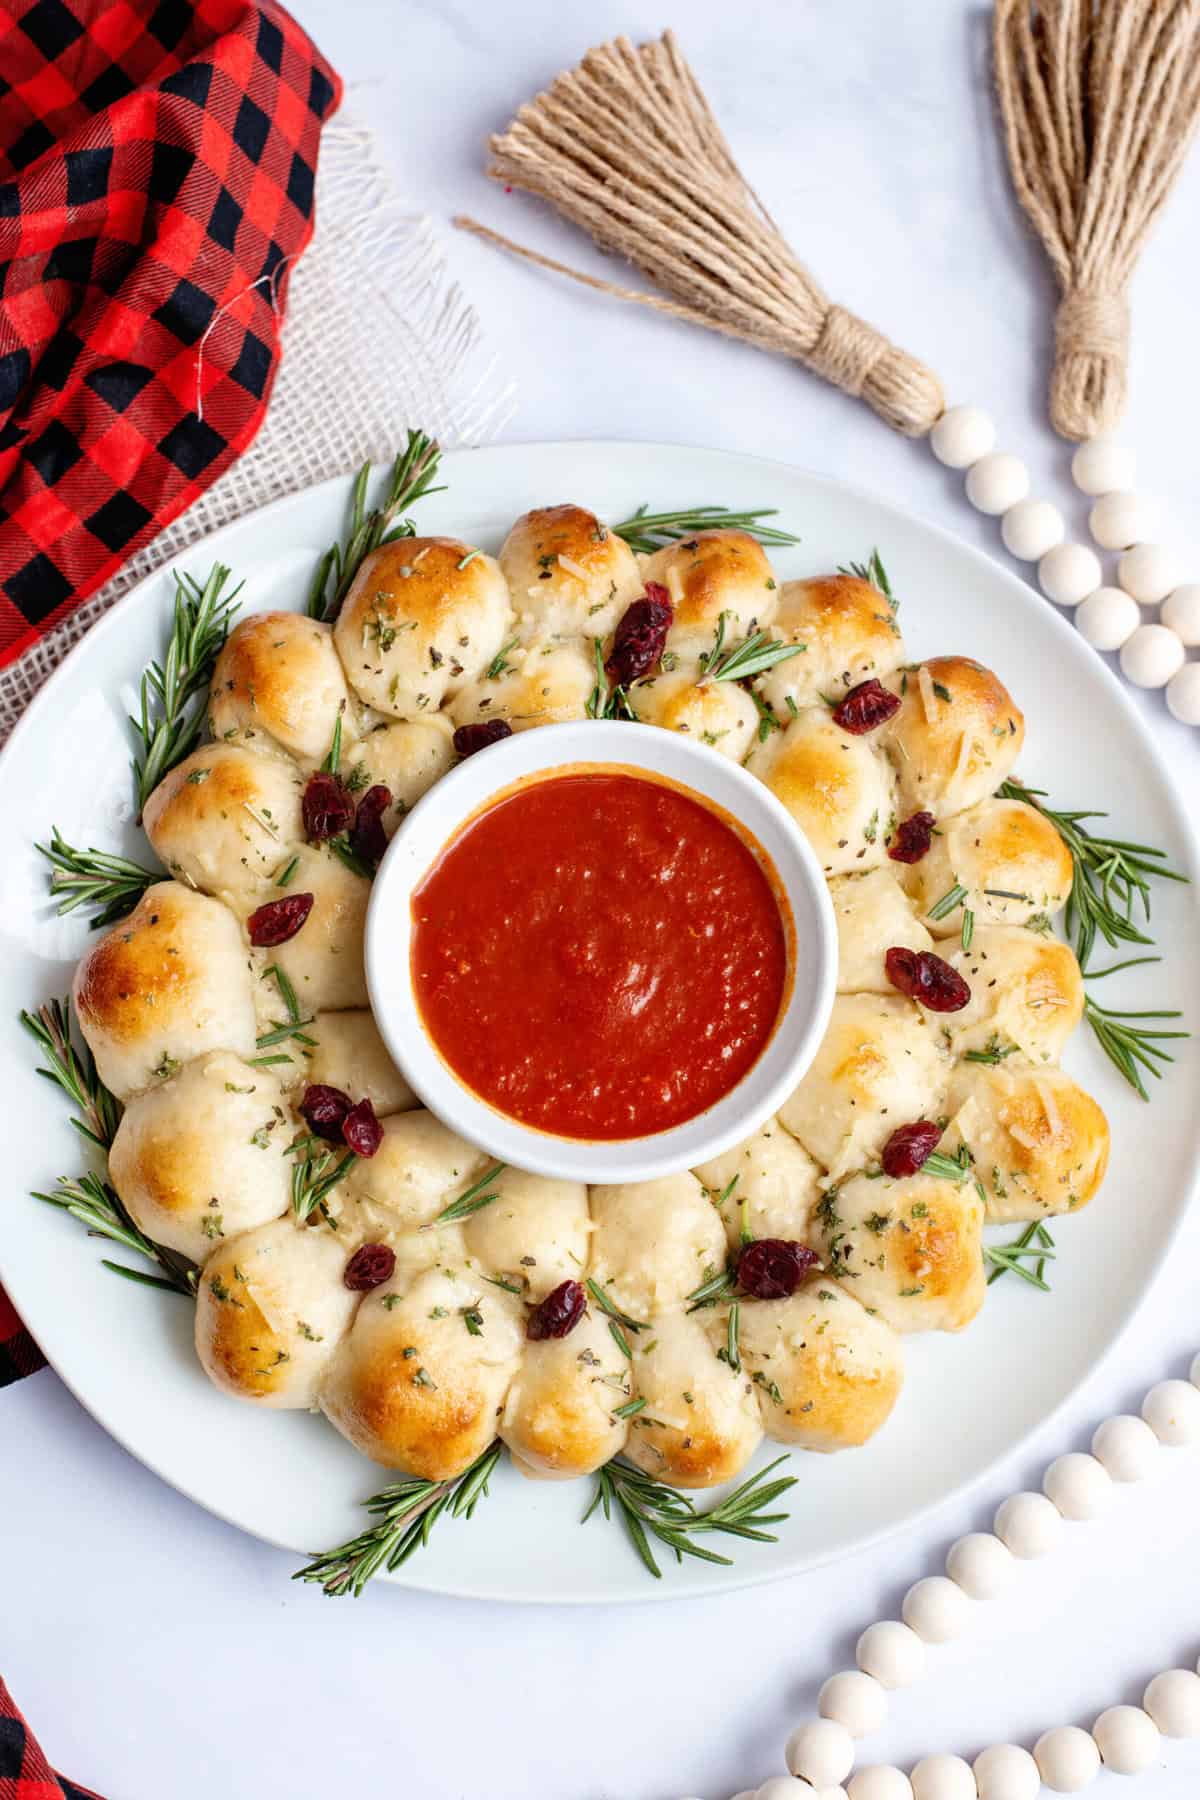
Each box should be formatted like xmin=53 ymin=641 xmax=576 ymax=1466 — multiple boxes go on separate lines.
xmin=589 ymin=1173 xmax=727 ymax=1320
xmin=194 ymin=1218 xmax=357 ymax=1408
xmin=641 ymin=529 xmax=780 ymax=655
xmin=903 ymin=798 xmax=1074 ymax=936
xmin=736 ymin=1276 xmax=904 ymax=1450
xmin=142 ymin=742 xmax=304 ymax=906
xmin=501 ymin=1308 xmax=630 ymax=1480
xmin=943 ymin=927 xmax=1084 ymax=1065
xmin=73 ymin=881 xmax=257 ymax=1100
xmin=811 ymin=1170 xmax=985 ymax=1334
xmin=626 ymin=662 xmax=759 ymax=761
xmin=778 ymin=994 xmax=947 ymax=1177
xmin=830 ymin=868 xmax=934 ymax=993
xmin=448 ymin=637 xmax=594 ymax=733
xmin=239 ymin=844 xmax=369 ymax=1013
xmin=109 ymin=1052 xmax=291 ymax=1263
xmin=944 ymin=1063 xmax=1109 ymax=1223
xmin=693 ymin=1120 xmax=822 ymax=1252
xmin=756 ymin=574 xmax=906 ymax=715
xmin=342 ymin=717 xmax=455 ymax=827
xmin=462 ymin=1169 xmax=590 ymax=1303
xmin=208 ymin=613 xmax=356 ymax=767
xmin=302 ymin=1010 xmax=416 ymax=1115
xmin=623 ymin=1312 xmax=764 ymax=1488
xmin=881 ymin=657 xmax=1024 ymax=818
xmin=320 ymin=1267 xmax=524 ymax=1479
xmin=746 ymin=707 xmax=898 ymax=876
xmin=340 ymin=1110 xmax=488 ymax=1232
xmin=332 ymin=537 xmax=511 ymax=720
xmin=499 ymin=504 xmax=642 ymax=641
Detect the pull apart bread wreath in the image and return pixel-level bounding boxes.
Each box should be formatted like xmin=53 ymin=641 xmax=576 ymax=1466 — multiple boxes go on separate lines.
xmin=35 ymin=443 xmax=1183 ymax=1587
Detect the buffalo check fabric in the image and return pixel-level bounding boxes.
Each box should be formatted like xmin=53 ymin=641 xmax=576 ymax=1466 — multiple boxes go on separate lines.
xmin=0 ymin=1676 xmax=103 ymax=1800
xmin=0 ymin=0 xmax=341 ymax=669
xmin=0 ymin=1286 xmax=44 ymax=1387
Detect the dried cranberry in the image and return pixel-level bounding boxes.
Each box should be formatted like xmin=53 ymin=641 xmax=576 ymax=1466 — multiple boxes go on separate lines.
xmin=526 ymin=1278 xmax=586 ymax=1340
xmin=737 ymin=1238 xmax=819 ymax=1299
xmin=831 ymin=678 xmax=901 ymax=734
xmin=881 ymin=1119 xmax=943 ymax=1178
xmin=302 ymin=771 xmax=354 ymax=842
xmin=885 ymin=945 xmax=971 ymax=1013
xmin=349 ymin=784 xmax=391 ymax=869
xmin=247 ymin=892 xmax=314 ymax=946
xmin=453 ymin=719 xmax=514 ymax=758
xmin=342 ymin=1095 xmax=383 ymax=1158
xmin=344 ymin=1243 xmax=396 ymax=1291
xmin=888 ymin=810 xmax=936 ymax=864
xmin=300 ymin=1083 xmax=353 ymax=1142
xmin=605 ymin=582 xmax=673 ymax=686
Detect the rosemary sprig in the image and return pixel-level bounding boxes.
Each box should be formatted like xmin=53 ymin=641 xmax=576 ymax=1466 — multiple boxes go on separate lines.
xmin=131 ymin=564 xmax=241 ymax=814
xmin=985 ymin=1222 xmax=1056 ymax=1291
xmin=585 ymin=1277 xmax=646 ymax=1336
xmin=704 ymin=629 xmax=806 ymax=684
xmin=309 ymin=432 xmax=443 ymax=622
xmin=1083 ymin=997 xmax=1186 ymax=1102
xmin=685 ymin=1262 xmax=738 ymax=1312
xmin=328 ymin=836 xmax=375 ymax=880
xmin=20 ymin=999 xmax=120 ymax=1152
xmin=927 ymin=882 xmax=968 ymax=922
xmin=922 ymin=1148 xmax=972 ymax=1182
xmin=963 ymin=1035 xmax=1018 ymax=1066
xmin=36 ymin=830 xmax=159 ymax=929
xmin=32 ymin=1172 xmax=196 ymax=1296
xmin=583 ymin=1455 xmax=797 ymax=1579
xmin=838 ymin=549 xmax=897 ymax=612
xmin=612 ymin=504 xmax=800 ymax=556
xmin=256 ymin=962 xmax=315 ymax=1054
xmin=294 ymin=1441 xmax=502 ymax=1596
xmin=291 ymin=1139 xmax=357 ymax=1224
xmin=425 ymin=1163 xmax=507 ymax=1227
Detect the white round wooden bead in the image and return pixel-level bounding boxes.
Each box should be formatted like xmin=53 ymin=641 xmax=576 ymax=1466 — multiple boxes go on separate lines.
xmin=994 ymin=1490 xmax=1064 ymax=1558
xmin=1039 ymin=542 xmax=1102 ymax=607
xmin=1001 ymin=498 xmax=1065 ymax=561
xmin=909 ymin=1754 xmax=976 ymax=1800
xmin=932 ymin=406 xmax=997 ymax=469
xmin=1143 ymin=1669 xmax=1200 ymax=1737
xmin=856 ymin=1621 xmax=926 ymax=1690
xmin=1166 ymin=662 xmax=1200 ymax=726
xmin=945 ymin=1532 xmax=1015 ymax=1599
xmin=1089 ymin=492 xmax=1156 ymax=551
xmin=1075 ymin=586 xmax=1140 ymax=650
xmin=901 ymin=1575 xmax=970 ymax=1643
xmin=786 ymin=1720 xmax=856 ymax=1787
xmin=819 ymin=1671 xmax=888 ymax=1739
xmin=1161 ymin=584 xmax=1200 ymax=647
xmin=1192 ymin=1350 xmax=1200 ymax=1389
xmin=1034 ymin=1725 xmax=1101 ymax=1791
xmin=1042 ymin=1451 xmax=1114 ymax=1520
xmin=757 ymin=1780 xmax=813 ymax=1800
xmin=1093 ymin=1704 xmax=1160 ymax=1774
xmin=1071 ymin=439 xmax=1136 ymax=496
xmin=1091 ymin=1413 xmax=1159 ymax=1482
xmin=1142 ymin=1377 xmax=1200 ymax=1445
xmin=849 ymin=1769 xmax=914 ymax=1800
xmin=1119 ymin=623 xmax=1186 ymax=689
xmin=1118 ymin=542 xmax=1183 ymax=604
xmin=973 ymin=1743 xmax=1040 ymax=1800
xmin=966 ymin=452 xmax=1030 ymax=515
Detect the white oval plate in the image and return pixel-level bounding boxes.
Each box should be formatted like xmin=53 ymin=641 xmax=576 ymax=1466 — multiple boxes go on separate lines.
xmin=1 ymin=441 xmax=1196 ymax=1605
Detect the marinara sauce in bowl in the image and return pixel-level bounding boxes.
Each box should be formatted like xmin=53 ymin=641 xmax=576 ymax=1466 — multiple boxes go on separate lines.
xmin=366 ymin=722 xmax=835 ymax=1183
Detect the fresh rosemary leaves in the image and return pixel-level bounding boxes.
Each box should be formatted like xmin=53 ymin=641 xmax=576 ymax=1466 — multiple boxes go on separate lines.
xmin=36 ymin=830 xmax=158 ymax=930
xmin=612 ymin=504 xmax=800 ymax=556
xmin=132 ymin=563 xmax=241 ymax=815
xmin=583 ymin=1455 xmax=797 ymax=1579
xmin=308 ymin=431 xmax=443 ymax=622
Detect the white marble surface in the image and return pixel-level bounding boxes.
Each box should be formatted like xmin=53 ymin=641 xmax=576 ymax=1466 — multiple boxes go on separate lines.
xmin=5 ymin=2 xmax=1200 ymax=1796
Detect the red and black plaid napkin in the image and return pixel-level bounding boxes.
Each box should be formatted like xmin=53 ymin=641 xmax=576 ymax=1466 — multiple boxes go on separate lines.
xmin=0 ymin=1675 xmax=103 ymax=1800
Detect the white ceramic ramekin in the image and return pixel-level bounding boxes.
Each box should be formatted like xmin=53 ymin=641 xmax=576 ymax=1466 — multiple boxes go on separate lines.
xmin=365 ymin=721 xmax=836 ymax=1183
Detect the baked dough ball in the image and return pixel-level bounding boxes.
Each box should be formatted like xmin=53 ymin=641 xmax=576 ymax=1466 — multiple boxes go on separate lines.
xmin=462 ymin=1169 xmax=590 ymax=1303
xmin=242 ymin=845 xmax=369 ymax=1013
xmin=342 ymin=717 xmax=455 ymax=827
xmin=501 ymin=1308 xmax=629 ymax=1480
xmin=73 ymin=881 xmax=256 ymax=1100
xmin=142 ymin=743 xmax=304 ymax=906
xmin=499 ymin=504 xmax=642 ymax=642
xmin=623 ymin=1311 xmax=764 ymax=1488
xmin=321 ymin=1266 xmax=524 ymax=1479
xmin=756 ymin=574 xmax=906 ymax=715
xmin=641 ymin=529 xmax=780 ymax=655
xmin=736 ymin=1276 xmax=904 ymax=1450
xmin=302 ymin=1010 xmax=415 ymax=1115
xmin=341 ymin=1110 xmax=488 ymax=1233
xmin=943 ymin=927 xmax=1084 ymax=1065
xmin=812 ymin=1170 xmax=985 ymax=1334
xmin=882 ymin=656 xmax=1024 ymax=818
xmin=208 ymin=612 xmax=356 ymax=766
xmin=195 ymin=1218 xmax=357 ymax=1408
xmin=904 ymin=798 xmax=1074 ymax=936
xmin=626 ymin=663 xmax=759 ymax=761
xmin=109 ymin=1052 xmax=291 ymax=1263
xmin=746 ymin=708 xmax=897 ymax=876
xmin=333 ymin=537 xmax=511 ymax=720
xmin=944 ymin=1063 xmax=1110 ymax=1223
xmin=693 ymin=1120 xmax=822 ymax=1252
xmin=448 ymin=637 xmax=594 ymax=733
xmin=831 ymin=868 xmax=934 ymax=993
xmin=778 ymin=994 xmax=947 ymax=1176
xmin=589 ymin=1174 xmax=727 ymax=1320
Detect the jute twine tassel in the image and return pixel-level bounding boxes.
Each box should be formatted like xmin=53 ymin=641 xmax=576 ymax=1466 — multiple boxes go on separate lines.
xmin=456 ymin=31 xmax=944 ymax=437
xmin=994 ymin=0 xmax=1200 ymax=441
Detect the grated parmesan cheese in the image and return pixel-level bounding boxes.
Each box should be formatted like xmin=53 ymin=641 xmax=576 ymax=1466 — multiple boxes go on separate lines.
xmin=1033 ymin=1074 xmax=1063 ymax=1141
xmin=556 ymin=554 xmax=590 ymax=581
xmin=918 ymin=664 xmax=939 ymax=725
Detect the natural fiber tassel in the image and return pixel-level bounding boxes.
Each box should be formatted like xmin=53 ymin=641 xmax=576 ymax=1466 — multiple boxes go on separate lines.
xmin=456 ymin=31 xmax=944 ymax=437
xmin=994 ymin=0 xmax=1200 ymax=441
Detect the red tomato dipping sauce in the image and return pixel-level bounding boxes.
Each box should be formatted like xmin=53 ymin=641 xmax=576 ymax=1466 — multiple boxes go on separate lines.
xmin=410 ymin=769 xmax=791 ymax=1140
